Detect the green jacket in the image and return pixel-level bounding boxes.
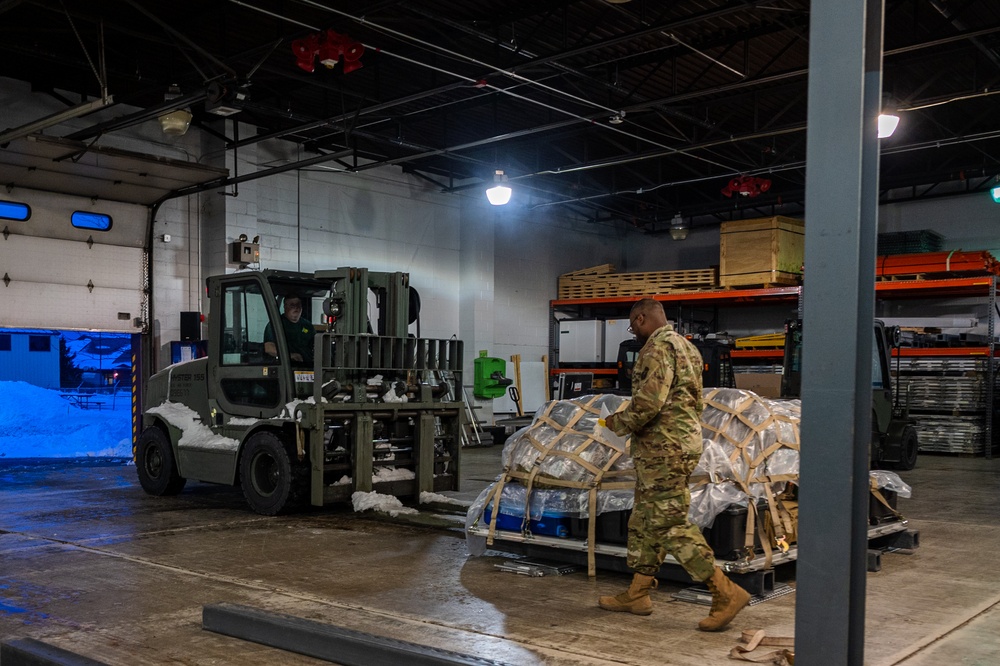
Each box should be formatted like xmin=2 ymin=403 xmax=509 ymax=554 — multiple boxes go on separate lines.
xmin=605 ymin=323 xmax=704 ymax=458
xmin=264 ymin=316 xmax=315 ymax=365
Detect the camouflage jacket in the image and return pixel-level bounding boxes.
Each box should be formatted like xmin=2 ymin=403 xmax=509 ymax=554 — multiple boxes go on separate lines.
xmin=605 ymin=323 xmax=704 ymax=457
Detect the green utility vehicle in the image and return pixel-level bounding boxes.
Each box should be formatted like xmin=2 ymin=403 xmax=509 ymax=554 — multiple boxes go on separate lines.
xmin=135 ymin=268 xmax=464 ymax=515
xmin=782 ymin=319 xmax=919 ymax=470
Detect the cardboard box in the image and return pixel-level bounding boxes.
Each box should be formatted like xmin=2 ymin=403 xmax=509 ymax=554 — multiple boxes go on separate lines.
xmin=734 ymin=373 xmax=783 ymax=398
xmin=720 ymin=216 xmax=803 ymax=287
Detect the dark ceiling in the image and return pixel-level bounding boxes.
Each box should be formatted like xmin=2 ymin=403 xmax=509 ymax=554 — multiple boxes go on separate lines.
xmin=1 ymin=0 xmax=999 ymax=233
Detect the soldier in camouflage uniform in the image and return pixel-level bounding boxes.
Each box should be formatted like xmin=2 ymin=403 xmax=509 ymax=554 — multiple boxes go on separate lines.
xmin=598 ymin=298 xmax=750 ymax=631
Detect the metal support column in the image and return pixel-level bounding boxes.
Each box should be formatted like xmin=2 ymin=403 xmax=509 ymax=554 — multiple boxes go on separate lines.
xmin=795 ymin=1 xmax=884 ymax=664
xmin=987 ymin=276 xmax=996 ymax=458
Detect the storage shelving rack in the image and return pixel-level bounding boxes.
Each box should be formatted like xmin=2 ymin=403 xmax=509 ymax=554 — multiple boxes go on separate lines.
xmin=549 ymin=285 xmax=800 ymax=379
xmin=549 ymin=275 xmax=998 ymax=457
xmin=876 ymin=276 xmax=997 ymax=457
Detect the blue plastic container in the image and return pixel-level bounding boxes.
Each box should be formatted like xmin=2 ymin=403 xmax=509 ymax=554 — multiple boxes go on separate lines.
xmin=482 ymin=505 xmax=571 ymax=538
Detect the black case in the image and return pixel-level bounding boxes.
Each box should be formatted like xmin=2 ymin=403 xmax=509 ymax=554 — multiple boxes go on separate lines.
xmin=702 ymin=501 xmax=765 ymax=561
xmin=869 ymin=489 xmax=899 ymax=524
xmin=569 ymin=510 xmax=630 ymax=544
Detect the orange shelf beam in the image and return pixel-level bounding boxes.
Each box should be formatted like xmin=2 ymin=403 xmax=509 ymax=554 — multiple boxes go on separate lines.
xmin=892 ymin=347 xmax=999 ymax=357
xmin=731 ymin=349 xmax=784 ymax=359
xmin=551 ymin=275 xmax=994 ymax=309
xmin=875 ymin=276 xmax=995 ymax=298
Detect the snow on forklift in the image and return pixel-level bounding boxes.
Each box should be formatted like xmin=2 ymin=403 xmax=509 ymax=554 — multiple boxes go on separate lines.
xmin=134 ymin=268 xmax=464 ymax=515
xmin=781 ymin=319 xmax=919 ymax=470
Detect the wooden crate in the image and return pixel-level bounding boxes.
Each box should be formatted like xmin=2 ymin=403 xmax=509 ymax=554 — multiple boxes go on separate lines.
xmin=720 ymin=216 xmax=804 ymax=287
xmin=561 ymin=263 xmax=616 ymax=277
xmin=558 ymin=267 xmax=717 ymax=299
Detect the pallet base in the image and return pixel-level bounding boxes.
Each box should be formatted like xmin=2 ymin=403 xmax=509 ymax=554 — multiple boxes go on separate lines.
xmin=469 ymin=520 xmax=913 ymax=583
xmin=719 ymin=271 xmax=801 ymax=289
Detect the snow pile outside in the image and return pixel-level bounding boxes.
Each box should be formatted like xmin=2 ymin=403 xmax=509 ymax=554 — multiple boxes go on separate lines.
xmin=146 ymin=402 xmax=239 ymax=452
xmin=352 ymin=490 xmax=419 ymax=517
xmin=0 ymin=381 xmax=132 ymax=458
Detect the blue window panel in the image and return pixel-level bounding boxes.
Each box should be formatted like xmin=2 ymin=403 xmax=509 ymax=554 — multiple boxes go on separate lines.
xmin=71 ymin=211 xmax=113 ymax=231
xmin=28 ymin=335 xmax=51 ymax=352
xmin=0 ymin=200 xmax=30 ymax=221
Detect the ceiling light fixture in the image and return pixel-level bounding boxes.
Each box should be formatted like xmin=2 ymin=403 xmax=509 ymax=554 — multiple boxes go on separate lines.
xmin=669 ymin=212 xmax=689 ymax=241
xmin=877 ymin=112 xmax=900 ymax=139
xmin=486 ymin=169 xmax=512 ymax=206
xmin=205 ymin=81 xmax=248 ymax=117
xmin=158 ymin=84 xmax=192 ymax=136
xmin=878 ymin=95 xmax=900 ymax=138
xmin=609 ymin=112 xmax=625 ymax=125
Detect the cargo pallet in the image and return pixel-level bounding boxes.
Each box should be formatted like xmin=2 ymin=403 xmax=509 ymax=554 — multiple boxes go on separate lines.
xmin=468 ymin=520 xmax=917 ymax=597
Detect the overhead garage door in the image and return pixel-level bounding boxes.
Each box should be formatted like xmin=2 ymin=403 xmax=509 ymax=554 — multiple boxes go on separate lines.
xmin=0 ymin=189 xmax=146 ymax=332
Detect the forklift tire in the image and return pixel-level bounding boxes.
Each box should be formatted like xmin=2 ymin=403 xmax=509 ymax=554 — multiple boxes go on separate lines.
xmin=239 ymin=431 xmax=305 ymax=515
xmin=893 ymin=425 xmax=919 ymax=471
xmin=135 ymin=426 xmax=187 ymax=496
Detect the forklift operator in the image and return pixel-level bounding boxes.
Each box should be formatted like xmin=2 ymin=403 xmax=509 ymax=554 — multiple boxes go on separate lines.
xmin=263 ymin=294 xmax=315 ymax=365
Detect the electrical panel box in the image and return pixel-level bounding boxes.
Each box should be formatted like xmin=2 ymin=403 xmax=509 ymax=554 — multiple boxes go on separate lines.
xmin=604 ymin=319 xmax=633 ymax=361
xmin=559 ymin=320 xmax=604 ymax=364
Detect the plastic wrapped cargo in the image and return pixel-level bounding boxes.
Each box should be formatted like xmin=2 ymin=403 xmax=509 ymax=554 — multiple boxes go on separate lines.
xmin=467 ymin=389 xmax=803 ymax=552
xmin=870 ymin=470 xmax=912 ymax=498
xmin=699 ymin=388 xmax=800 ymax=497
xmin=500 ymin=393 xmax=633 ymax=483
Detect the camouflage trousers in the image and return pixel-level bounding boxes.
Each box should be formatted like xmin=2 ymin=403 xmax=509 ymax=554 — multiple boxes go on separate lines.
xmin=626 ymin=452 xmax=715 ymax=582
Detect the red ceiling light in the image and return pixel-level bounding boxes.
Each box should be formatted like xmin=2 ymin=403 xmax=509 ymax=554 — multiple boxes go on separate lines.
xmin=292 ymin=34 xmax=321 ymax=73
xmin=721 ymin=175 xmax=772 ymax=198
xmin=293 ymin=29 xmax=365 ymax=74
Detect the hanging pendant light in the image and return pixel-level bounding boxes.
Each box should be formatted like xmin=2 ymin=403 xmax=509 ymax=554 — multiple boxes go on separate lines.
xmin=158 ymin=84 xmax=192 ymax=136
xmin=486 ymin=169 xmax=512 ymax=206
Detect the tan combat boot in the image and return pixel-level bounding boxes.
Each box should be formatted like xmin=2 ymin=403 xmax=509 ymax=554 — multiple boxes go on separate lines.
xmin=598 ymin=573 xmax=659 ymax=615
xmin=698 ymin=567 xmax=751 ymax=631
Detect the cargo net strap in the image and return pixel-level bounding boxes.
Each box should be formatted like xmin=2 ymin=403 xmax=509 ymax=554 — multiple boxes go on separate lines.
xmin=484 ymin=395 xmax=635 ymax=576
xmin=698 ymin=387 xmax=801 ymax=567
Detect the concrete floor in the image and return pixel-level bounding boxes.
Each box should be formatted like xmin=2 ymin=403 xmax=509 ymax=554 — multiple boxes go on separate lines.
xmin=1 ymin=449 xmax=999 ymax=666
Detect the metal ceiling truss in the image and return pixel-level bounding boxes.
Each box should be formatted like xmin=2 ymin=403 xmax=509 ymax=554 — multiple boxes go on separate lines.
xmin=0 ymin=1 xmax=999 ymax=229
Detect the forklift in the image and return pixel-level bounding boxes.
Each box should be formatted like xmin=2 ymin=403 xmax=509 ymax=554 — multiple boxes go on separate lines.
xmin=134 ymin=267 xmax=464 ymax=515
xmin=782 ymin=319 xmax=919 ymax=470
